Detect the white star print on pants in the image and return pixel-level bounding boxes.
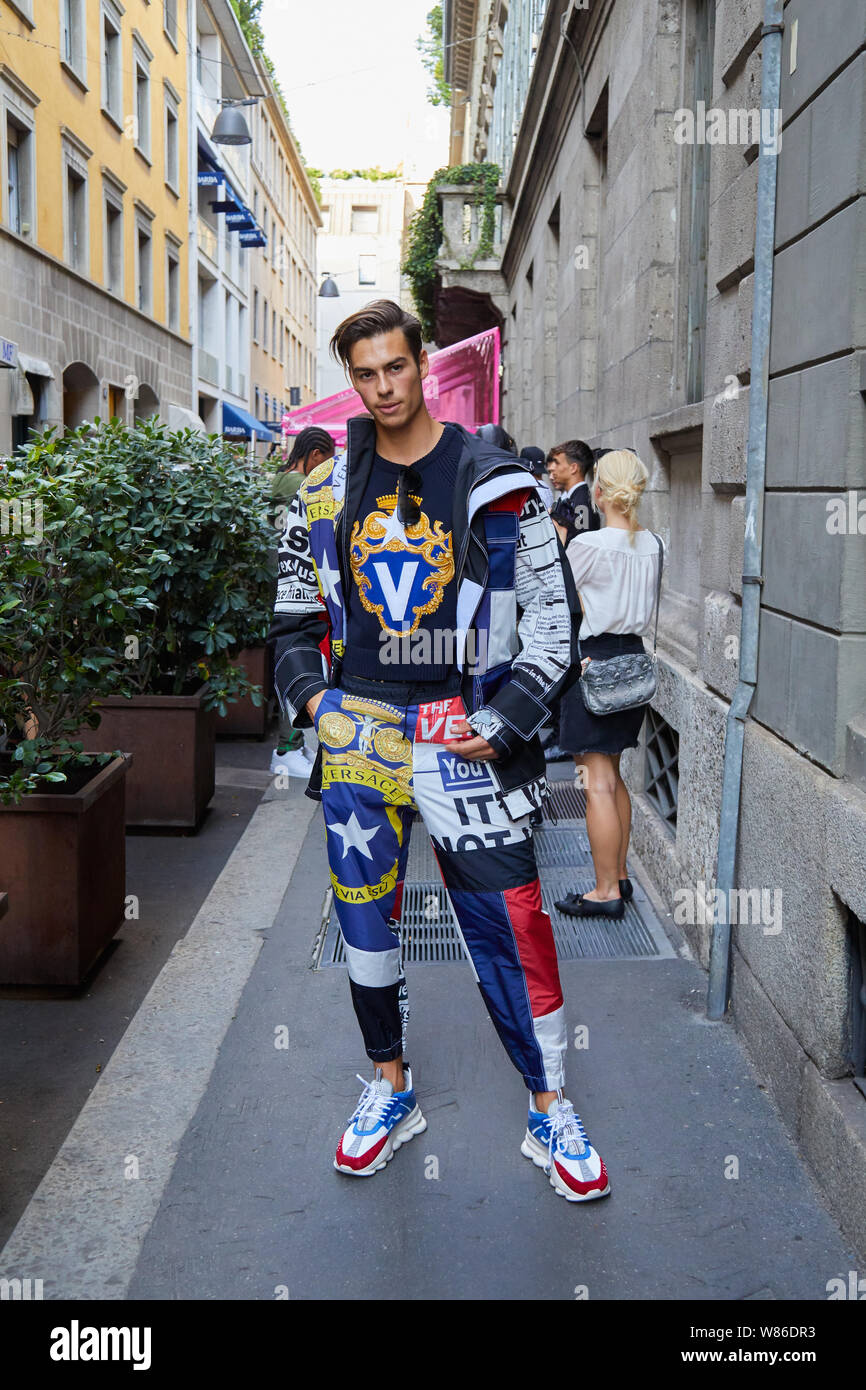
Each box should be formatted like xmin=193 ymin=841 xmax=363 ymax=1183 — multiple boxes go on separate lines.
xmin=330 ymin=811 xmax=380 ymax=861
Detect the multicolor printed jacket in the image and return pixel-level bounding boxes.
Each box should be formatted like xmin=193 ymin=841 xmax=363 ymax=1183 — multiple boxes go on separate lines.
xmin=267 ymin=416 xmax=580 ymax=818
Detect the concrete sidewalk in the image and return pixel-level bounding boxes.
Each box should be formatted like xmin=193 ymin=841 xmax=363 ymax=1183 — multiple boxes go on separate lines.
xmin=2 ymin=763 xmax=861 ymax=1300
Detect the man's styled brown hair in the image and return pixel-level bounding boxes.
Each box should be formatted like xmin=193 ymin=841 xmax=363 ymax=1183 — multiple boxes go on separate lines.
xmin=546 ymin=439 xmax=595 ymax=476
xmin=330 ymin=299 xmax=424 ymax=372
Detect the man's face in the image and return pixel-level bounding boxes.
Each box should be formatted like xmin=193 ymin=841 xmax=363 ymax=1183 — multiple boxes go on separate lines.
xmin=348 ymin=329 xmax=428 ymax=431
xmin=547 ymin=451 xmax=580 ymax=491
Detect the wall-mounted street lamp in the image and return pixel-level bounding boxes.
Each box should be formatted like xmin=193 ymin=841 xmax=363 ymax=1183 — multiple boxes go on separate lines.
xmin=211 ymin=96 xmax=262 ymax=146
xmin=318 ymin=269 xmax=359 ymax=298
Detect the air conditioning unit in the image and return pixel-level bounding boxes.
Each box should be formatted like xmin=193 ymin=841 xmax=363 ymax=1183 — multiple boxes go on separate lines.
xmin=531 ymin=31 xmax=539 ymax=52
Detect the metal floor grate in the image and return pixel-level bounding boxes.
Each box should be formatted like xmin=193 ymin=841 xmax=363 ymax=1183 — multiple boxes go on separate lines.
xmin=544 ymin=781 xmax=587 ymax=821
xmin=541 ymin=871 xmax=670 ymax=960
xmin=317 ymin=871 xmax=673 ymax=965
xmin=405 ymin=835 xmax=442 ymax=883
xmin=534 ymin=827 xmax=592 ymax=867
xmin=314 ymin=775 xmax=673 ymax=967
xmin=323 ymin=884 xmax=467 ymax=965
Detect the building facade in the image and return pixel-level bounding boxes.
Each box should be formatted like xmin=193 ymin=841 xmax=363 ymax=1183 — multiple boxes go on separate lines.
xmin=0 ymin=0 xmax=194 ymax=451
xmin=442 ymin=0 xmax=866 ymax=1250
xmin=315 ymin=175 xmax=411 ymax=399
xmin=189 ymin=0 xmax=265 ymax=442
xmin=248 ymin=65 xmax=319 ymax=453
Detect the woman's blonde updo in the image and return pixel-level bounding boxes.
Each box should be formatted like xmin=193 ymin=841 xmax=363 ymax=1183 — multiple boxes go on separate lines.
xmin=592 ymin=450 xmax=649 ymax=546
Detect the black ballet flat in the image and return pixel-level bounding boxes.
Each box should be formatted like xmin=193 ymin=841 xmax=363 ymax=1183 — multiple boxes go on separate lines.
xmin=554 ymin=889 xmax=585 ymax=912
xmin=558 ymin=894 xmax=625 ymax=920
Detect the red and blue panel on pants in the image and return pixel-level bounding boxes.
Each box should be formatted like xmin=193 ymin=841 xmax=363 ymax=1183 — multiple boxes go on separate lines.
xmin=433 ymin=838 xmax=564 ymax=1093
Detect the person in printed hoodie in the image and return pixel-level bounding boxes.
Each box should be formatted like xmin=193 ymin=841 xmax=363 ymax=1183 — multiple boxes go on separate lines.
xmin=266 ymin=299 xmax=610 ymax=1203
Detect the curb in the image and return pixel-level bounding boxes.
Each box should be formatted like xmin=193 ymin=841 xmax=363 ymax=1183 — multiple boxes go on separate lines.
xmin=0 ymin=791 xmax=317 ymax=1300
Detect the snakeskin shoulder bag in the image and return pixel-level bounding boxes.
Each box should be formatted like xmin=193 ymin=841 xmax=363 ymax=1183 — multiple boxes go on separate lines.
xmin=578 ymin=532 xmax=664 ymax=715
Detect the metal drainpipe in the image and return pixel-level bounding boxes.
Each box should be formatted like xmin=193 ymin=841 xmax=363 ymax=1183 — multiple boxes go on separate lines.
xmin=707 ymin=0 xmax=785 ymax=1020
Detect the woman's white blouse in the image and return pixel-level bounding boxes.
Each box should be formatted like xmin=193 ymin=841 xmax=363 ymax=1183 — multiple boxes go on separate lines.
xmin=565 ymin=527 xmax=666 ymax=639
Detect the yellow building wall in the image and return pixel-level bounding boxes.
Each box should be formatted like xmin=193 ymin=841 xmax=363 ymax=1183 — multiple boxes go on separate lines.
xmin=0 ymin=0 xmax=189 ymax=337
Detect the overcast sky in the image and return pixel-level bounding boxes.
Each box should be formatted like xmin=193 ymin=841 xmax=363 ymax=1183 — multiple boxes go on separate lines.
xmin=262 ymin=0 xmax=451 ymax=178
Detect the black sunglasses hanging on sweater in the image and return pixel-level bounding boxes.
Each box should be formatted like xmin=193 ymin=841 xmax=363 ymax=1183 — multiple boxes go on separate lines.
xmin=396 ymin=466 xmax=423 ymax=527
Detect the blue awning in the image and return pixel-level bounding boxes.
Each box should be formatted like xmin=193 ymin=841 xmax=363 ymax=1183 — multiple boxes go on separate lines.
xmin=222 ymin=400 xmax=277 ymax=440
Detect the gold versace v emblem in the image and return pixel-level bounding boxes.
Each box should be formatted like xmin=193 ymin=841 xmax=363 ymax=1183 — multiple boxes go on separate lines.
xmin=349 ymin=494 xmax=454 ymax=637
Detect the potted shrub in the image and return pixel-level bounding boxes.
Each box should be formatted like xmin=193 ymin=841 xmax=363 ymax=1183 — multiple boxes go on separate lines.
xmin=66 ymin=419 xmax=276 ymax=827
xmin=216 ymin=643 xmax=272 ymax=740
xmin=0 ymin=435 xmax=158 ymax=987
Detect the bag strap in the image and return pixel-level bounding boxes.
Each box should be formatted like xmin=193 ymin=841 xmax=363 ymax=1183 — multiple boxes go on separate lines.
xmin=648 ymin=532 xmax=664 ymax=653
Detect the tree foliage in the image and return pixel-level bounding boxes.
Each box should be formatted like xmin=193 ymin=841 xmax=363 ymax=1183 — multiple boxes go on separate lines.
xmin=324 ymin=167 xmax=401 ymax=182
xmin=417 ymin=4 xmax=451 ymax=108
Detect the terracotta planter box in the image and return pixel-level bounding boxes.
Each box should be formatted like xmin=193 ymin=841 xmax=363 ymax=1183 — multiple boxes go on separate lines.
xmin=217 ymin=646 xmax=270 ymax=740
xmin=0 ymin=755 xmax=129 ymax=987
xmin=75 ymin=685 xmax=216 ymax=829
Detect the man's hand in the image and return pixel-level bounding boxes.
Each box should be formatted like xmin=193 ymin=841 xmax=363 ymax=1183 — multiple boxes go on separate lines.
xmin=306 ymin=690 xmax=326 ymax=721
xmin=444 ymin=719 xmax=499 ymax=761
xmin=552 ymin=517 xmax=569 ymax=546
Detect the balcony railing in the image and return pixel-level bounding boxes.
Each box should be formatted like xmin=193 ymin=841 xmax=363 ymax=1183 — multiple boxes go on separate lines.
xmin=431 ymin=179 xmax=509 ymax=345
xmin=199 ymin=349 xmax=219 ymax=386
xmin=197 ymin=216 xmax=218 ymax=264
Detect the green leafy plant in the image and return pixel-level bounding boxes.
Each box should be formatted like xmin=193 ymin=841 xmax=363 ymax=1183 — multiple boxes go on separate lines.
xmin=62 ymin=419 xmax=275 ymax=704
xmin=417 ymin=4 xmax=451 ymax=108
xmin=402 ymin=162 xmax=500 ymax=341
xmin=0 ymin=420 xmax=277 ymax=803
xmin=0 ymin=435 xmax=159 ymax=802
xmin=324 ymin=167 xmax=401 ymax=182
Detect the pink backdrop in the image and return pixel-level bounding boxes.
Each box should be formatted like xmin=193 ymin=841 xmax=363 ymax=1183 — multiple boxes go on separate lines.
xmin=281 ymin=326 xmax=500 ymax=450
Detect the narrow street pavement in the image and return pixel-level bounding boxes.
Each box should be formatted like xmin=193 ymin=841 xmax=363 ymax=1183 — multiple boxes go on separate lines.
xmin=1 ymin=733 xmax=860 ymax=1301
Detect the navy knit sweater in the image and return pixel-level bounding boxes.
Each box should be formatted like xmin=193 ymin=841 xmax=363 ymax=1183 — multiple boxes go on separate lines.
xmin=343 ymin=424 xmax=463 ymax=683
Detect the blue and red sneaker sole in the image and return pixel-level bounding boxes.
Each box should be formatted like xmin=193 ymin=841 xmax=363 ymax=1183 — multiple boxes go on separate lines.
xmin=334 ymin=1106 xmax=427 ymax=1177
xmin=521 ymin=1128 xmax=611 ymax=1202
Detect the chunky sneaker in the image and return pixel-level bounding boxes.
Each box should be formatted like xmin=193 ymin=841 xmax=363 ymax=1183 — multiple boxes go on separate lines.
xmin=521 ymin=1092 xmax=610 ymax=1202
xmin=269 ymin=747 xmax=313 ymax=778
xmin=334 ymin=1066 xmax=426 ymax=1176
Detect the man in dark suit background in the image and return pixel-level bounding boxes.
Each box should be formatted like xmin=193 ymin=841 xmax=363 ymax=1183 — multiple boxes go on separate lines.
xmin=547 ymin=439 xmax=602 ymax=544
xmin=540 ymin=439 xmax=600 ymax=766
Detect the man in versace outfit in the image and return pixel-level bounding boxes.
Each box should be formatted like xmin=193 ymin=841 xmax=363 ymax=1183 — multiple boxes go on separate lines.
xmin=267 ymin=300 xmax=610 ymax=1202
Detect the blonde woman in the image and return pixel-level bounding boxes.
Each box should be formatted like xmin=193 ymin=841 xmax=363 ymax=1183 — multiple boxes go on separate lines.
xmin=550 ymin=450 xmax=665 ymax=920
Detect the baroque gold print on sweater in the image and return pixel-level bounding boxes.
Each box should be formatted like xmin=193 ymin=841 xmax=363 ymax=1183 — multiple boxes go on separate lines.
xmin=349 ymin=492 xmax=454 ymax=638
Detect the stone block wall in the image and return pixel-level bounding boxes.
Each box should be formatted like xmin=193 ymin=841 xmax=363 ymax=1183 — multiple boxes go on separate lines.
xmin=488 ymin=0 xmax=866 ymax=1250
xmin=0 ymin=228 xmax=194 ymax=454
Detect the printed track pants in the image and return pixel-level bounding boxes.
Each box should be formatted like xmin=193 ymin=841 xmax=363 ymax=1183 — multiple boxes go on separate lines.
xmin=316 ymin=686 xmax=567 ymax=1093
